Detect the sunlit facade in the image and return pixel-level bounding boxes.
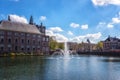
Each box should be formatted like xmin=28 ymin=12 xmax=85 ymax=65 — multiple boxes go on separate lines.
xmin=0 ymin=16 xmax=49 ymax=55
xmin=103 ymin=36 xmax=120 ymax=52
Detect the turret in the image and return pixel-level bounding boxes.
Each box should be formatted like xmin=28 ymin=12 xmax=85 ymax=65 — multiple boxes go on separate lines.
xmin=8 ymin=15 xmax=11 ymax=21
xmin=29 ymin=16 xmax=33 ymax=25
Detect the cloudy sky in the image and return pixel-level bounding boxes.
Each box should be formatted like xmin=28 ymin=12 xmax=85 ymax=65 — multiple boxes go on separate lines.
xmin=0 ymin=0 xmax=120 ymax=43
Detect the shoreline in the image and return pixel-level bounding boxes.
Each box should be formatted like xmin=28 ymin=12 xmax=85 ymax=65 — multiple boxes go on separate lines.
xmin=0 ymin=52 xmax=120 ymax=57
xmin=78 ymin=52 xmax=120 ymax=57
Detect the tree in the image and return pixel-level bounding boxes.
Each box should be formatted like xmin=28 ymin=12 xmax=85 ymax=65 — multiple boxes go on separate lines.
xmin=49 ymin=37 xmax=64 ymax=51
xmin=96 ymin=41 xmax=103 ymax=51
xmin=58 ymin=43 xmax=64 ymax=50
xmin=49 ymin=37 xmax=58 ymax=50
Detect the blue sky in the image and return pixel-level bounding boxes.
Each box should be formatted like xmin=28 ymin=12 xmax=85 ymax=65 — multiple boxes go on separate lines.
xmin=0 ymin=0 xmax=120 ymax=43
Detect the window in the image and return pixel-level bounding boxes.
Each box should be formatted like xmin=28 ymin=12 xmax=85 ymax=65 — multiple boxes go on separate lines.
xmin=7 ymin=32 xmax=12 ymax=35
xmin=27 ymin=48 xmax=30 ymax=51
xmin=33 ymin=40 xmax=35 ymax=44
xmin=27 ymin=40 xmax=30 ymax=44
xmin=15 ymin=39 xmax=18 ymax=43
xmin=8 ymin=45 xmax=12 ymax=51
xmin=43 ymin=37 xmax=45 ymax=41
xmin=15 ymin=32 xmax=19 ymax=36
xmin=8 ymin=38 xmax=11 ymax=43
xmin=1 ymin=46 xmax=4 ymax=51
xmin=33 ymin=34 xmax=36 ymax=38
xmin=0 ymin=31 xmax=4 ymax=35
xmin=21 ymin=33 xmax=25 ymax=36
xmin=27 ymin=34 xmax=30 ymax=37
xmin=15 ymin=46 xmax=18 ymax=51
xmin=46 ymin=38 xmax=49 ymax=41
xmin=8 ymin=47 xmax=11 ymax=51
xmin=21 ymin=39 xmax=24 ymax=44
xmin=0 ymin=38 xmax=4 ymax=43
xmin=33 ymin=48 xmax=35 ymax=51
xmin=21 ymin=48 xmax=24 ymax=51
xmin=38 ymin=35 xmax=41 ymax=38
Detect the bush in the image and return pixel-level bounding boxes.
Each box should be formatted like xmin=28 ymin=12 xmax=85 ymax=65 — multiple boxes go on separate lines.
xmin=10 ymin=53 xmax=16 ymax=56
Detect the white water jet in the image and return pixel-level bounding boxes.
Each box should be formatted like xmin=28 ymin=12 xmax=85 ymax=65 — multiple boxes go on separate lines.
xmin=52 ymin=41 xmax=73 ymax=59
xmin=64 ymin=42 xmax=70 ymax=58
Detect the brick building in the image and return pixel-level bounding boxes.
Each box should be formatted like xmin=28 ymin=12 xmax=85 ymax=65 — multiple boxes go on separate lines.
xmin=0 ymin=16 xmax=49 ymax=55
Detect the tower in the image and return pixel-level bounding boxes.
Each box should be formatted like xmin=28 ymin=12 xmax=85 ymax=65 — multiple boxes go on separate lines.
xmin=29 ymin=16 xmax=33 ymax=25
xmin=8 ymin=15 xmax=11 ymax=21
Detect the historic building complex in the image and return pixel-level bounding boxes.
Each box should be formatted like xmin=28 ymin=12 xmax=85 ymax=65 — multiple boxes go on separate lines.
xmin=0 ymin=16 xmax=49 ymax=55
xmin=103 ymin=36 xmax=120 ymax=52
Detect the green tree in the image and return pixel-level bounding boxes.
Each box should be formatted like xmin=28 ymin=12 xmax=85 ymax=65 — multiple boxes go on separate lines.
xmin=96 ymin=41 xmax=103 ymax=51
xmin=58 ymin=43 xmax=64 ymax=50
xmin=49 ymin=37 xmax=64 ymax=51
xmin=49 ymin=37 xmax=58 ymax=50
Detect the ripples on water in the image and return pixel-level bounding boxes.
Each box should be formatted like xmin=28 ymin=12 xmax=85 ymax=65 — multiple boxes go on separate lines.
xmin=0 ymin=55 xmax=120 ymax=80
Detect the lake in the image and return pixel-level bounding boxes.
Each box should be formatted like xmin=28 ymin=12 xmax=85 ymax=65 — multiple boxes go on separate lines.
xmin=0 ymin=55 xmax=120 ymax=80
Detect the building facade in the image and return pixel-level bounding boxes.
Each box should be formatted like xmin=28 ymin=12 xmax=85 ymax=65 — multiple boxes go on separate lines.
xmin=0 ymin=16 xmax=49 ymax=55
xmin=79 ymin=42 xmax=96 ymax=52
xmin=103 ymin=36 xmax=120 ymax=52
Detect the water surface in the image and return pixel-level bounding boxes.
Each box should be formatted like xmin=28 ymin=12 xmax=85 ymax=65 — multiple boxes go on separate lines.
xmin=0 ymin=55 xmax=120 ymax=80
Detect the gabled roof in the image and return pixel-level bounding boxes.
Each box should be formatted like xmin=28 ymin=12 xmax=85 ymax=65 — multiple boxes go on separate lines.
xmin=105 ymin=37 xmax=120 ymax=42
xmin=0 ymin=21 xmax=41 ymax=34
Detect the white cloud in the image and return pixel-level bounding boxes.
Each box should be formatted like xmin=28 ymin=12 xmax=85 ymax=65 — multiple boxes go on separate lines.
xmin=107 ymin=24 xmax=114 ymax=28
xmin=40 ymin=16 xmax=47 ymax=21
xmin=46 ymin=28 xmax=101 ymax=43
xmin=112 ymin=17 xmax=120 ymax=24
xmin=96 ymin=22 xmax=107 ymax=28
xmin=68 ymin=31 xmax=73 ymax=35
xmin=70 ymin=22 xmax=80 ymax=28
xmin=97 ymin=22 xmax=114 ymax=29
xmin=55 ymin=33 xmax=68 ymax=42
xmin=97 ymin=12 xmax=120 ymax=29
xmin=49 ymin=27 xmax=63 ymax=32
xmin=46 ymin=30 xmax=68 ymax=42
xmin=81 ymin=24 xmax=88 ymax=30
xmin=92 ymin=0 xmax=120 ymax=6
xmin=46 ymin=30 xmax=54 ymax=36
xmin=9 ymin=14 xmax=28 ymax=24
xmin=70 ymin=32 xmax=102 ymax=43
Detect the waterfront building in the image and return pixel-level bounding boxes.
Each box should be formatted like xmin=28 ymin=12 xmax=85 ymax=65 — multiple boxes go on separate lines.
xmin=79 ymin=39 xmax=96 ymax=52
xmin=80 ymin=42 xmax=96 ymax=52
xmin=103 ymin=36 xmax=120 ymax=52
xmin=0 ymin=16 xmax=49 ymax=55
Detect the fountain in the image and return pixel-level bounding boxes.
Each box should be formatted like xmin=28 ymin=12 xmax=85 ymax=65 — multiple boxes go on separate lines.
xmin=51 ymin=41 xmax=76 ymax=58
xmin=51 ymin=41 xmax=79 ymax=59
xmin=64 ymin=42 xmax=70 ymax=58
xmin=52 ymin=42 xmax=70 ymax=57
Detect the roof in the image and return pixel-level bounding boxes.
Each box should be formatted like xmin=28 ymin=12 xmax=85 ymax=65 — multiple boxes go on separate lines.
xmin=0 ymin=21 xmax=41 ymax=34
xmin=105 ymin=37 xmax=120 ymax=42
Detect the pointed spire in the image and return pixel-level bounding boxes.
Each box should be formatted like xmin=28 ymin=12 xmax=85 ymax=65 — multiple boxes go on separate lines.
xmin=29 ymin=16 xmax=33 ymax=25
xmin=40 ymin=22 xmax=43 ymax=26
xmin=87 ymin=39 xmax=90 ymax=43
xmin=8 ymin=15 xmax=11 ymax=21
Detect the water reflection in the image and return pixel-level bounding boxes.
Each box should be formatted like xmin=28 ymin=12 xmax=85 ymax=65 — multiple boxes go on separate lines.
xmin=100 ymin=57 xmax=120 ymax=62
xmin=0 ymin=56 xmax=120 ymax=80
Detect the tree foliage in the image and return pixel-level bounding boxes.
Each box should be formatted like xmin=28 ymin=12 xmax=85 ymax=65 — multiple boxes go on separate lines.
xmin=49 ymin=37 xmax=64 ymax=50
xmin=96 ymin=41 xmax=103 ymax=51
